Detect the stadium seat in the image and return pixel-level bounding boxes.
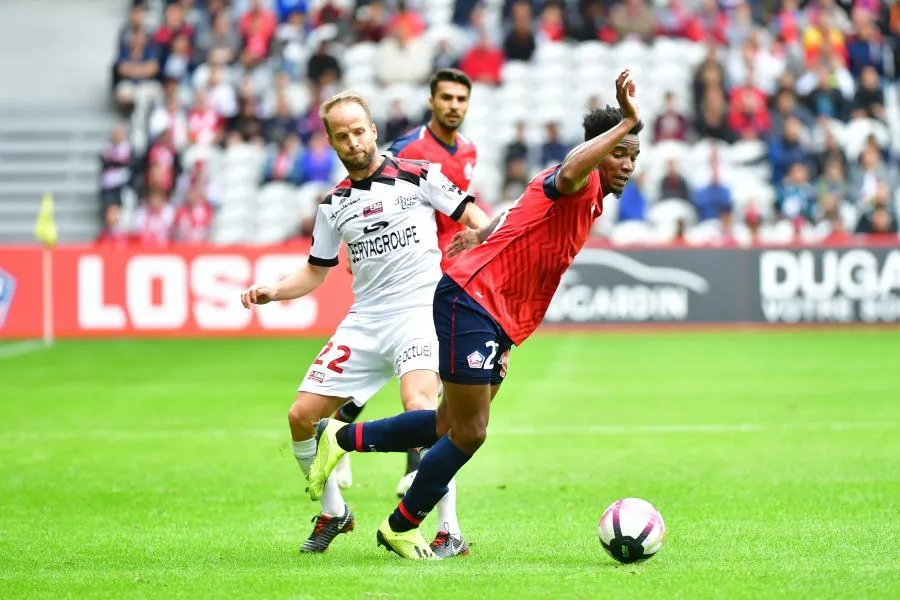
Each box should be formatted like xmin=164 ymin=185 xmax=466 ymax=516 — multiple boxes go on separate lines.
xmin=500 ymin=61 xmax=530 ymax=86
xmin=609 ymin=220 xmax=656 ymax=246
xmin=534 ymin=42 xmax=571 ymax=67
xmin=757 ymin=220 xmax=795 ymax=245
xmin=724 ymin=139 xmax=767 ymax=165
xmin=649 ymin=198 xmax=698 ymax=229
xmin=842 ymin=118 xmax=891 ymax=162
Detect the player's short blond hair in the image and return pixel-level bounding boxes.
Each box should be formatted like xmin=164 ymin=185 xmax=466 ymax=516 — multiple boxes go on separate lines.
xmin=319 ymin=91 xmax=373 ymax=136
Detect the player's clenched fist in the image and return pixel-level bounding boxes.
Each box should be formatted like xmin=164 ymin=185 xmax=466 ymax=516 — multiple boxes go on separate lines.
xmin=241 ymin=284 xmax=276 ymax=308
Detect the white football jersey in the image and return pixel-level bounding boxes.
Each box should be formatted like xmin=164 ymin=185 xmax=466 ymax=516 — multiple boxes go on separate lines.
xmin=308 ymin=156 xmax=472 ymax=315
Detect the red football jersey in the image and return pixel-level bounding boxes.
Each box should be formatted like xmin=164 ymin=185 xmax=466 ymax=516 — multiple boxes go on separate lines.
xmin=446 ymin=166 xmax=603 ymax=345
xmin=388 ymin=126 xmax=478 ymax=270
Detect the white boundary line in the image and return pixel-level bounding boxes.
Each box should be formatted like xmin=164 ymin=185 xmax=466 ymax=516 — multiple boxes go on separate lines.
xmin=0 ymin=340 xmax=48 ymax=360
xmin=0 ymin=421 xmax=893 ymax=443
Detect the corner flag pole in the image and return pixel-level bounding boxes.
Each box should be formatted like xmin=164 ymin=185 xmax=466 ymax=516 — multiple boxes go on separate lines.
xmin=34 ymin=193 xmax=58 ymax=347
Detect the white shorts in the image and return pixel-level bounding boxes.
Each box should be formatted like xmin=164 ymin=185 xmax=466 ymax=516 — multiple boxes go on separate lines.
xmin=298 ymin=308 xmax=438 ymax=407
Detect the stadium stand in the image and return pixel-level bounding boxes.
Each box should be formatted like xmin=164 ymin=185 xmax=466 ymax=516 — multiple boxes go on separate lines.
xmin=101 ymin=0 xmax=900 ymax=247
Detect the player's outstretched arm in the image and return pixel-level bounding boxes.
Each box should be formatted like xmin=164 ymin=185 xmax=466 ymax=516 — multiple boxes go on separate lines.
xmin=240 ymin=263 xmax=330 ymax=308
xmin=555 ymin=69 xmax=640 ymax=196
xmin=457 ymin=201 xmax=490 ymax=230
xmin=445 ymin=208 xmax=510 ymax=257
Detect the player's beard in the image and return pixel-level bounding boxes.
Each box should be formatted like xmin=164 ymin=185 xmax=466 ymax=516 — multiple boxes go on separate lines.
xmin=436 ymin=112 xmax=463 ymax=132
xmin=341 ymin=145 xmax=375 ymax=172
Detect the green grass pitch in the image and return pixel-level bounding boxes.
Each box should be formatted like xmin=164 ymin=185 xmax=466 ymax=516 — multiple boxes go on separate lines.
xmin=1 ymin=330 xmax=899 ymax=599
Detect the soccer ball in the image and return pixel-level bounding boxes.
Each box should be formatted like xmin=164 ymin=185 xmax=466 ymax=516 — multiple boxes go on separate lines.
xmin=598 ymin=498 xmax=665 ymax=564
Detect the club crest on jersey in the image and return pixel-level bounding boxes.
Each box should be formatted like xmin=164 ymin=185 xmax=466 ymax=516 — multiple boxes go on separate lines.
xmin=363 ymin=202 xmax=383 ymax=217
xmin=467 ymin=351 xmax=485 ymax=369
xmin=0 ymin=268 xmax=16 ymax=329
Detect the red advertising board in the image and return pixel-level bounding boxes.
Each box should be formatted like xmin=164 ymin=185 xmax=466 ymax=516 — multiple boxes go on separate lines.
xmin=0 ymin=243 xmax=354 ymax=339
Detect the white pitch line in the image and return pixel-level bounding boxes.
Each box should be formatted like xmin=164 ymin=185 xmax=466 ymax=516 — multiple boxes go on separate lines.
xmin=0 ymin=340 xmax=48 ymax=360
xmin=0 ymin=421 xmax=894 ymax=443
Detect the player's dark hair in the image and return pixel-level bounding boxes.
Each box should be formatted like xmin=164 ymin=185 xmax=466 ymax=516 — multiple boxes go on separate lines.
xmin=582 ymin=106 xmax=643 ymax=142
xmin=429 ymin=69 xmax=472 ymax=97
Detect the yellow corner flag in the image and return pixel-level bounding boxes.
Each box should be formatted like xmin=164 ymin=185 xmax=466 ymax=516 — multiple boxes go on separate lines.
xmin=34 ymin=193 xmax=58 ymax=247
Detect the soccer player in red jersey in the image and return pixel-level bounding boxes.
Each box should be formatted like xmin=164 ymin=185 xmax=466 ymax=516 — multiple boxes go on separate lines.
xmin=308 ymin=70 xmax=642 ymax=558
xmin=386 ymin=69 xmax=478 ymax=272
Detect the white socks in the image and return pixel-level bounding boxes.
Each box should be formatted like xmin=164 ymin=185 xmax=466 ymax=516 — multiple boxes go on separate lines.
xmin=292 ymin=438 xmax=345 ymax=518
xmin=436 ymin=477 xmax=461 ymax=537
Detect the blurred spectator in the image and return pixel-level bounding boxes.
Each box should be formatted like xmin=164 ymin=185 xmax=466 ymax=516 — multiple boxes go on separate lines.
xmin=173 ymin=160 xmax=220 ymax=207
xmin=173 ymin=187 xmax=214 ymax=244
xmin=769 ymin=117 xmax=810 ymax=184
xmin=566 ymin=0 xmax=607 ymax=42
xmin=239 ymin=0 xmax=277 ymax=53
xmin=503 ymin=2 xmax=537 ymax=62
xmin=353 ymin=2 xmax=387 ymax=43
xmin=264 ymin=94 xmax=300 ymax=144
xmin=776 ymin=162 xmax=816 ymax=222
xmin=206 ymin=65 xmax=239 ymax=118
xmin=655 ymin=0 xmax=694 ymax=40
xmin=692 ymin=49 xmax=727 ymax=116
xmin=694 ymin=0 xmax=727 ymax=44
xmin=727 ymin=66 xmax=770 ymax=140
xmin=728 ymin=31 xmax=787 ymax=95
xmin=307 ymin=38 xmax=341 ymax=86
xmin=851 ymin=66 xmax=886 ymax=122
xmin=99 ymin=123 xmax=133 ymax=210
xmin=849 ymin=146 xmax=898 ymax=206
xmin=856 ymin=205 xmax=898 ymax=236
xmin=226 ymin=98 xmax=266 ymax=146
xmin=135 ymin=190 xmax=176 ymax=247
xmin=275 ymin=0 xmax=308 ymax=23
xmin=118 ymin=3 xmax=148 ymax=51
xmin=163 ymin=33 xmax=195 ymax=85
xmin=195 ymin=11 xmax=240 ymax=65
xmin=154 ymin=3 xmax=195 ymax=65
xmin=388 ymin=0 xmax=426 ymax=39
xmin=299 ymin=131 xmax=338 ymax=183
xmin=659 ymin=159 xmax=691 ymax=201
xmin=695 ymin=88 xmax=734 ymax=143
xmin=693 ymin=154 xmax=733 ymax=222
xmin=503 ymin=157 xmax=529 ymax=203
xmin=618 ymin=173 xmax=648 ymax=222
xmin=539 ymin=121 xmax=570 ymax=170
xmin=114 ymin=31 xmax=160 ymax=112
xmin=813 ymin=126 xmax=847 ymax=175
xmin=433 ymin=38 xmax=460 ymax=71
xmin=805 ymin=0 xmax=851 ymax=33
xmin=772 ymin=0 xmax=804 ymax=46
xmin=145 ymin=130 xmax=179 ymax=195
xmin=274 ymin=10 xmax=308 ymax=76
xmin=96 ymin=204 xmax=131 ymax=249
xmin=187 ymin=90 xmax=224 ymax=146
xmin=653 ymin=92 xmax=691 ymax=142
xmin=610 ymin=0 xmax=655 ymax=42
xmin=382 ymin=99 xmax=411 ymax=144
xmin=799 ymin=63 xmax=848 ymax=120
xmin=846 ymin=14 xmax=886 ymax=78
xmin=264 ymin=133 xmax=303 ymax=186
xmin=537 ymin=2 xmax=566 ymax=43
xmin=505 ymin=122 xmax=531 ymax=169
xmin=149 ymin=91 xmax=189 ymax=151
xmin=801 ymin=11 xmax=847 ymax=68
xmin=816 ymin=158 xmax=848 ymax=203
xmin=376 ymin=25 xmax=432 ymax=85
xmin=460 ymin=31 xmax=504 ymax=85
xmin=724 ymin=2 xmax=754 ymax=48
xmin=769 ymin=88 xmax=815 ymax=138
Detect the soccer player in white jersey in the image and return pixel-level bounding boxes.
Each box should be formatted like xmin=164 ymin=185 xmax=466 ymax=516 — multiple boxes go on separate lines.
xmin=240 ymin=91 xmax=488 ymax=558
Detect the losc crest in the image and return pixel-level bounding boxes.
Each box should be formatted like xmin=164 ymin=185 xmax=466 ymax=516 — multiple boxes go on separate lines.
xmin=759 ymin=249 xmax=900 ymax=323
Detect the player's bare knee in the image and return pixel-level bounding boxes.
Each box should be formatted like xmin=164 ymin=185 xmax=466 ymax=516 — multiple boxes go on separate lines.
xmin=454 ymin=421 xmax=488 ymax=453
xmin=402 ymin=390 xmax=435 ymax=412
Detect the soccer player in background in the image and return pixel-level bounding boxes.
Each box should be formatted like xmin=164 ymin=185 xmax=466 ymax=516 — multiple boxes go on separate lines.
xmin=307 ymin=70 xmax=643 ymax=559
xmin=240 ymin=91 xmax=488 ymax=555
xmin=330 ymin=70 xmax=478 ymax=532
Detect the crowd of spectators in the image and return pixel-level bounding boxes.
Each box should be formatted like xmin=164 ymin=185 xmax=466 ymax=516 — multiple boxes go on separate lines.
xmin=99 ymin=0 xmax=900 ymax=247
